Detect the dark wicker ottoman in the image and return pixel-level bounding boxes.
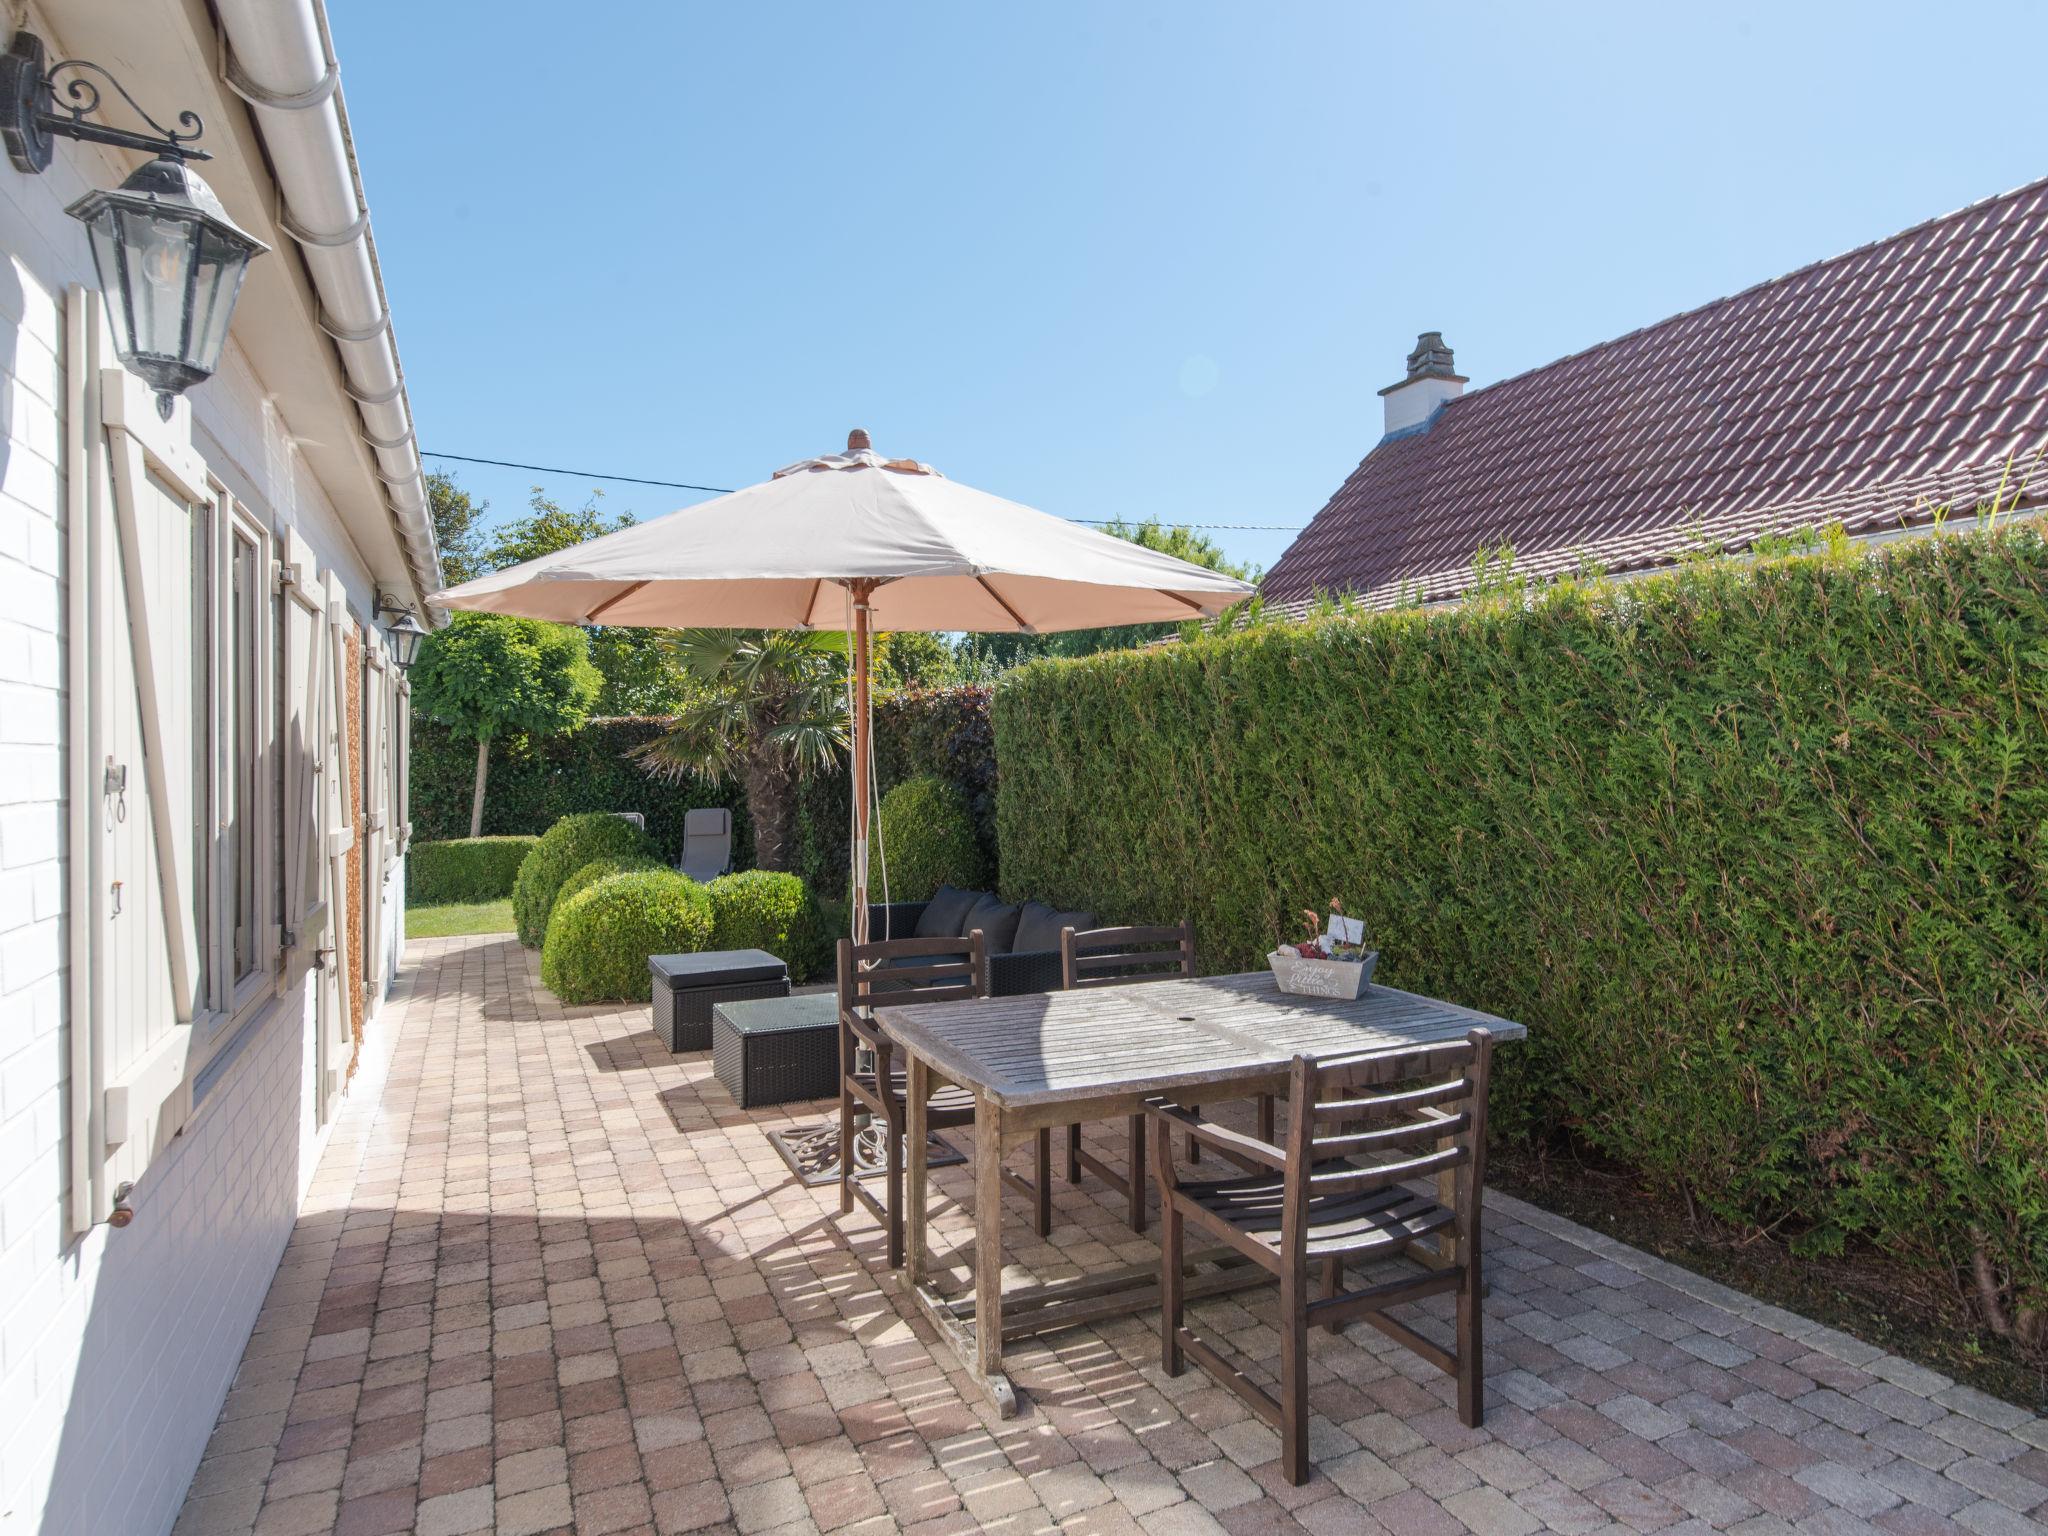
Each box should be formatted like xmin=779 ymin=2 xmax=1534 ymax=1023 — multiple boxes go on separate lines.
xmin=713 ymin=993 xmax=840 ymax=1108
xmin=649 ymin=949 xmax=789 ymax=1052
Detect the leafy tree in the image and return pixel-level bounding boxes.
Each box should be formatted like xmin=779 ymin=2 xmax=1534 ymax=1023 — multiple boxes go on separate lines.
xmin=634 ymin=631 xmax=848 ymax=873
xmin=874 ymin=630 xmax=961 ymax=688
xmin=485 ymin=485 xmax=633 ymax=569
xmin=412 ymin=612 xmax=602 ymax=836
xmin=426 ymin=469 xmax=488 ymax=588
xmin=487 ymin=487 xmax=691 ymax=714
xmin=953 ymin=517 xmax=1260 ymax=670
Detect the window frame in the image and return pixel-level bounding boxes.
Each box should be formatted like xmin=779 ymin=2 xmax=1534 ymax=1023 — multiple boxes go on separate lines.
xmin=189 ymin=480 xmax=279 ymax=1066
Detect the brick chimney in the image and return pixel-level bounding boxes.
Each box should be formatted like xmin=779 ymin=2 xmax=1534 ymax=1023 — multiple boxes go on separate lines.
xmin=1379 ymin=331 xmax=1467 ymax=437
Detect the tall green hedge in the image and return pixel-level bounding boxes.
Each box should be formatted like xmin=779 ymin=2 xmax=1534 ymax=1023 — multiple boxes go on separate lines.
xmin=993 ymin=529 xmax=2048 ymax=1315
xmin=794 ymin=684 xmax=1000 ymax=896
xmin=411 ymin=689 xmax=998 ymax=896
xmin=410 ymin=716 xmax=749 ymax=866
xmin=876 ymin=776 xmax=988 ymax=900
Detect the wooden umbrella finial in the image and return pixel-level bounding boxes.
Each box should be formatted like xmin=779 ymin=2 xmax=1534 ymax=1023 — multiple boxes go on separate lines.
xmin=847 ymin=428 xmax=871 ymax=452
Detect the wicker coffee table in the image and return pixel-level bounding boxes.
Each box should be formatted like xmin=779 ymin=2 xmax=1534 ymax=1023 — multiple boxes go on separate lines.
xmin=712 ymin=992 xmax=839 ymax=1108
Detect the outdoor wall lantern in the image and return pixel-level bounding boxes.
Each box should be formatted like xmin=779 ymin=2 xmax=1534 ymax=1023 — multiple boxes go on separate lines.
xmin=0 ymin=31 xmax=268 ymax=418
xmin=377 ymin=597 xmax=428 ymax=671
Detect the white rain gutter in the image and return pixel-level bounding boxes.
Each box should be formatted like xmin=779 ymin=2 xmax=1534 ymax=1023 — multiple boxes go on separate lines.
xmin=210 ymin=0 xmax=441 ymax=616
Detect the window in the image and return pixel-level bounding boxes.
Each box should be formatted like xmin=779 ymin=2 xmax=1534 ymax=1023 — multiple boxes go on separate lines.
xmin=190 ymin=483 xmax=277 ymax=1045
xmin=189 ymin=483 xmax=214 ymax=1012
xmin=228 ymin=528 xmax=260 ymax=982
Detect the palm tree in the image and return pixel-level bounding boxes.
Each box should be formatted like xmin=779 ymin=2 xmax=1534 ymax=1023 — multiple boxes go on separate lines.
xmin=634 ymin=630 xmax=848 ymax=872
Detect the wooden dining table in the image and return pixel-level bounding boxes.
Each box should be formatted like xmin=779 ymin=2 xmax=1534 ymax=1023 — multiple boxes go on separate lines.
xmin=879 ymin=970 xmax=1525 ymax=1416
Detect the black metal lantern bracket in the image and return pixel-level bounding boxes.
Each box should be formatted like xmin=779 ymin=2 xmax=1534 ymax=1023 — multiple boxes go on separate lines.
xmin=376 ymin=594 xmax=428 ymax=670
xmin=0 ymin=31 xmax=211 ymax=175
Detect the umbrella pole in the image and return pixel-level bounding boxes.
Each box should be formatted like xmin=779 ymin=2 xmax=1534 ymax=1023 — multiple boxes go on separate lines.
xmin=850 ymin=580 xmax=874 ymax=948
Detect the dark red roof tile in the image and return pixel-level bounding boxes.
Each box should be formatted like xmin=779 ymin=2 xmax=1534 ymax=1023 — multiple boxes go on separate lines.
xmin=1267 ymin=179 xmax=2048 ymax=607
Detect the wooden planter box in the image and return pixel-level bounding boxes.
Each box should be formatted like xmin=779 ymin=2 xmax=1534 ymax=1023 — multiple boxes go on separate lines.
xmin=1267 ymin=949 xmax=1378 ymax=1000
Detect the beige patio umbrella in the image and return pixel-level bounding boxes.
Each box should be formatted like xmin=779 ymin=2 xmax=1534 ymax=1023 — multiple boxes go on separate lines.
xmin=430 ymin=430 xmax=1255 ymax=941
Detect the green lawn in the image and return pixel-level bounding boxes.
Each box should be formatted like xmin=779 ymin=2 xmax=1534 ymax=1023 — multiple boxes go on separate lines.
xmin=407 ymin=898 xmax=514 ymax=938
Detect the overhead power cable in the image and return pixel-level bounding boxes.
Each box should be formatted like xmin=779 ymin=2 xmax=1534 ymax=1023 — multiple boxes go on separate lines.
xmin=420 ymin=448 xmax=1305 ymax=532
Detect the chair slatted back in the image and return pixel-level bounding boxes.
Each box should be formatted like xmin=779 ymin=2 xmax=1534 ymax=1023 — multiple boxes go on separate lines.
xmin=1282 ymin=1029 xmax=1492 ymax=1213
xmin=838 ymin=931 xmax=988 ymax=1022
xmin=1060 ymin=921 xmax=1195 ymax=989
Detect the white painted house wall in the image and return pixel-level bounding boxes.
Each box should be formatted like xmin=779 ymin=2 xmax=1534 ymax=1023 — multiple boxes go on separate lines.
xmin=0 ymin=6 xmax=425 ymax=1532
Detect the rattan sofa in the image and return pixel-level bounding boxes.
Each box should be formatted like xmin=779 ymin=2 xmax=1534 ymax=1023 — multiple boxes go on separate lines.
xmin=864 ymin=899 xmax=1068 ymax=996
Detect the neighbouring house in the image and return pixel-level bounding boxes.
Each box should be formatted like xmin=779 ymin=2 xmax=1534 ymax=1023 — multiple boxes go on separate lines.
xmin=0 ymin=3 xmax=435 ymax=1532
xmin=1263 ymin=178 xmax=2048 ymax=610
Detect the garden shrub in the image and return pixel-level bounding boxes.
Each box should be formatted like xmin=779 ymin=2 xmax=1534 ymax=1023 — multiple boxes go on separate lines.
xmin=875 ymin=776 xmax=988 ymax=901
xmin=406 ymin=836 xmax=539 ymax=904
xmin=707 ymin=870 xmax=830 ymax=981
xmin=539 ymin=868 xmax=714 ymax=1003
xmin=511 ymin=812 xmax=657 ymax=948
xmin=410 ymin=715 xmax=750 ymax=866
xmin=552 ymin=854 xmax=666 ymax=927
xmin=993 ymin=527 xmax=2048 ymax=1322
xmin=794 ymin=684 xmax=998 ymax=898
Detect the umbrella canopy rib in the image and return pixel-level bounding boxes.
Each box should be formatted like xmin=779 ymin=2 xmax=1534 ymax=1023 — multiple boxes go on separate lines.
xmin=976 ymin=575 xmax=1031 ymax=632
xmin=583 ymin=581 xmax=649 ymax=624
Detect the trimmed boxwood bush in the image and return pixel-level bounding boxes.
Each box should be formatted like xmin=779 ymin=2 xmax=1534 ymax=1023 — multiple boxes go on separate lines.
xmin=875 ymin=775 xmax=987 ymax=901
xmin=994 ymin=528 xmax=2048 ymax=1327
xmin=539 ymin=868 xmax=714 ymax=1003
xmin=707 ymin=870 xmax=829 ymax=982
xmin=553 ymin=854 xmax=666 ymax=927
xmin=406 ymin=836 xmax=539 ymax=904
xmin=512 ymin=812 xmax=657 ymax=948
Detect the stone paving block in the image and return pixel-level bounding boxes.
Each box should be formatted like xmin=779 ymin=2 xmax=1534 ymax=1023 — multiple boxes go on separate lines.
xmin=1951 ymin=1500 xmax=2044 ymax=1536
xmin=1600 ymin=1394 xmax=1690 ymax=1442
xmin=166 ymin=935 xmax=2048 ymax=1536
xmin=1794 ymin=1463 xmax=1904 ymax=1519
xmin=1942 ymin=1457 xmax=2047 ymax=1513
xmin=415 ymin=1483 xmax=495 ymax=1536
xmin=1934 ymin=1390 xmax=2036 ymax=1434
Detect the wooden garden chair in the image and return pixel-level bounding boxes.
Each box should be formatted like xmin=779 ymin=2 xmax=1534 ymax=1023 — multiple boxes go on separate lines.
xmin=837 ymin=932 xmax=1054 ymax=1268
xmin=1148 ymin=1029 xmax=1494 ymax=1485
xmin=1059 ymin=920 xmax=1275 ymax=1231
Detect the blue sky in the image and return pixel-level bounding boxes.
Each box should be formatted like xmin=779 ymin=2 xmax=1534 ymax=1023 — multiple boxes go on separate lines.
xmin=333 ymin=2 xmax=2048 ymax=577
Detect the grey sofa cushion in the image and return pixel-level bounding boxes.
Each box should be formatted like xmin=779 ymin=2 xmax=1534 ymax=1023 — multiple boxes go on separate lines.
xmin=963 ymin=893 xmax=1023 ymax=954
xmin=917 ymin=884 xmax=983 ymax=938
xmin=1013 ymin=900 xmax=1096 ymax=956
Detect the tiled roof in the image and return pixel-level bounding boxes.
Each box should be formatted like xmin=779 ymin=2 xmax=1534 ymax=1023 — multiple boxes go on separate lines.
xmin=1265 ymin=178 xmax=2048 ymax=607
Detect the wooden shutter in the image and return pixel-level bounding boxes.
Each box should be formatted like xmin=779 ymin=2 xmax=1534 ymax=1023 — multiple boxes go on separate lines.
xmin=363 ymin=648 xmax=386 ymax=988
xmin=322 ymin=576 xmax=356 ymax=1092
xmin=395 ymin=674 xmax=412 ymax=851
xmin=79 ymin=349 xmax=214 ymax=1215
xmin=280 ymin=529 xmax=328 ymax=986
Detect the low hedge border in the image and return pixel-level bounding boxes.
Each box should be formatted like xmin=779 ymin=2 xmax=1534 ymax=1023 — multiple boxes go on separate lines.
xmin=406 ymin=836 xmax=538 ymax=905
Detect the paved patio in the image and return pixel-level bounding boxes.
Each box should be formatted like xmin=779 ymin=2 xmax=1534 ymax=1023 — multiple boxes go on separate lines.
xmin=175 ymin=934 xmax=2048 ymax=1536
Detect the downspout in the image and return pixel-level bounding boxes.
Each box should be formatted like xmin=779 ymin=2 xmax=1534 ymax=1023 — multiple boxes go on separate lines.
xmin=210 ymin=0 xmax=442 ymax=618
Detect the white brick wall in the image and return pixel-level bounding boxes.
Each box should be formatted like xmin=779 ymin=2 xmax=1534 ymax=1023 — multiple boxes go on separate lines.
xmin=0 ymin=80 xmax=403 ymax=1536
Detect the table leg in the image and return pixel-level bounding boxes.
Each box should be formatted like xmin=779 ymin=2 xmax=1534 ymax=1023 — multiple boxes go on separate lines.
xmin=975 ymin=1095 xmax=1005 ymax=1381
xmin=906 ymin=1055 xmax=930 ymax=1288
xmin=895 ymin=1069 xmax=1020 ymax=1417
